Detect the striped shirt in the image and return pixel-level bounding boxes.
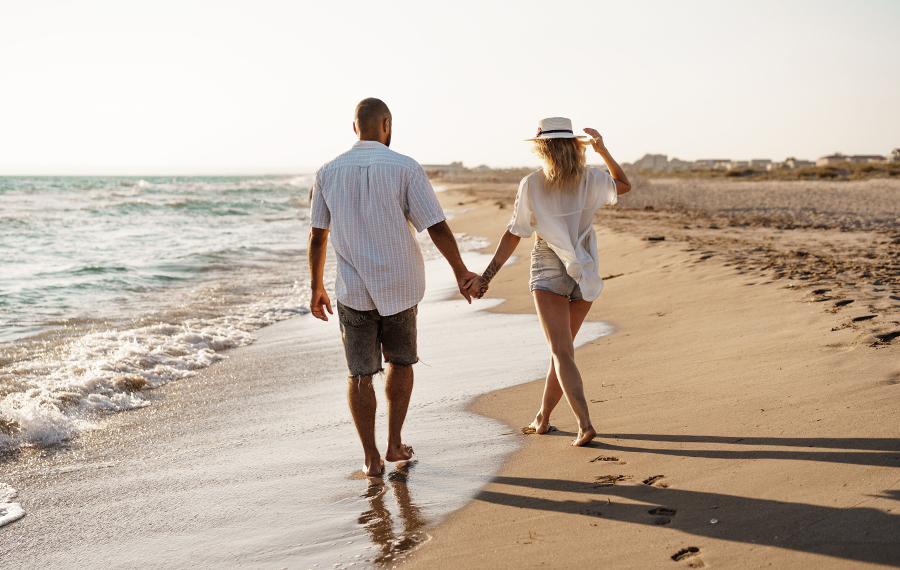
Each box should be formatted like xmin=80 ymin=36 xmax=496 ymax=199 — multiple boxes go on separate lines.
xmin=310 ymin=141 xmax=446 ymax=316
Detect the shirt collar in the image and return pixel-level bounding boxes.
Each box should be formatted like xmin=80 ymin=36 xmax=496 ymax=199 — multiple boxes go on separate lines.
xmin=352 ymin=140 xmax=387 ymax=149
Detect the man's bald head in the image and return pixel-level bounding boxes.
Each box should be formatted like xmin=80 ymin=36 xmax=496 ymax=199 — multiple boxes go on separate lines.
xmin=354 ymin=98 xmax=392 ymax=146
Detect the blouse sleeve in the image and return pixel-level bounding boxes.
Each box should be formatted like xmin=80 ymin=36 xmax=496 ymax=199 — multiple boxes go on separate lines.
xmin=590 ymin=167 xmax=618 ymax=209
xmin=506 ymin=176 xmax=536 ymax=238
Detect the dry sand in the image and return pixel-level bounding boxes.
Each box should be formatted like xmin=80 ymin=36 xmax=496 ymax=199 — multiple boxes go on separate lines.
xmin=402 ymin=182 xmax=900 ymax=568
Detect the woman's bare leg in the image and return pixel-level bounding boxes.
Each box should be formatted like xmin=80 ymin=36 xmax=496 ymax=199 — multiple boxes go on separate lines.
xmin=530 ymin=298 xmax=593 ymax=434
xmin=532 ymin=290 xmax=595 ymax=446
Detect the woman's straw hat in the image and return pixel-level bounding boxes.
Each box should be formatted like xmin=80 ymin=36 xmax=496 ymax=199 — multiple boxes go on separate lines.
xmin=525 ymin=117 xmax=588 ymax=141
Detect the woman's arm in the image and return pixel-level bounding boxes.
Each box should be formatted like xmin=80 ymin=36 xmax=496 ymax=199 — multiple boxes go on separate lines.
xmin=465 ymin=230 xmax=521 ymax=297
xmin=583 ymin=128 xmax=631 ymax=195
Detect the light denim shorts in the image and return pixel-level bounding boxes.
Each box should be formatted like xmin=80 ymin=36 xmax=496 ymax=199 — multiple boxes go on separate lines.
xmin=529 ymin=240 xmax=583 ymax=300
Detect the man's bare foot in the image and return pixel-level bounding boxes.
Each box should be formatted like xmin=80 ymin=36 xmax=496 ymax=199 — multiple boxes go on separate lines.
xmin=529 ymin=415 xmax=551 ymax=434
xmin=363 ymin=457 xmax=385 ymax=477
xmin=572 ymin=426 xmax=597 ymax=447
xmin=385 ymin=443 xmax=414 ymax=462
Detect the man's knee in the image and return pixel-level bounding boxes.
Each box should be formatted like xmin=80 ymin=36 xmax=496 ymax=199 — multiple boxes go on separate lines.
xmin=348 ymin=374 xmax=376 ymax=392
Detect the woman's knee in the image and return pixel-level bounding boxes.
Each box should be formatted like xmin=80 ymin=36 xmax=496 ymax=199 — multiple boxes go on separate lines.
xmin=550 ymin=345 xmax=576 ymax=364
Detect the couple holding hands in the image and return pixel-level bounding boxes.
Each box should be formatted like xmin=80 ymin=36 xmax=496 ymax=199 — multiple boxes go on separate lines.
xmin=308 ymin=98 xmax=630 ymax=476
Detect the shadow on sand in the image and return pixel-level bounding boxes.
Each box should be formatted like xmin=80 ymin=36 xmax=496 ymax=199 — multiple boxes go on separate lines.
xmin=476 ymin=434 xmax=900 ymax=566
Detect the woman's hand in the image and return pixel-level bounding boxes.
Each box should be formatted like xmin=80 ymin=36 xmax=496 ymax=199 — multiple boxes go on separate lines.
xmin=464 ymin=275 xmax=489 ymax=299
xmin=583 ymin=128 xmax=606 ymax=153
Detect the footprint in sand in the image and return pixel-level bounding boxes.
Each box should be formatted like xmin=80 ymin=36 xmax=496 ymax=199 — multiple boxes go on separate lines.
xmin=672 ymin=547 xmax=705 ymax=568
xmin=648 ymin=507 xmax=676 ymax=525
xmin=643 ymin=475 xmax=668 ymax=487
xmin=594 ymin=475 xmax=630 ymax=486
xmin=590 ymin=455 xmax=626 ymax=465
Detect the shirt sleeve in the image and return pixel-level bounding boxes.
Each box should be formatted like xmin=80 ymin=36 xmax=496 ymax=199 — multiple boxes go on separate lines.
xmin=591 ymin=167 xmax=618 ymax=209
xmin=506 ymin=176 xmax=536 ymax=238
xmin=309 ymin=170 xmax=331 ymax=229
xmin=404 ymin=164 xmax=446 ymax=232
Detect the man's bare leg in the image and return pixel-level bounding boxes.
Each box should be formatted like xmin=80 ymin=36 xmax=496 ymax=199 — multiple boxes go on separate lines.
xmin=384 ymin=363 xmax=415 ymax=461
xmin=347 ymin=375 xmax=383 ymax=476
xmin=530 ymin=297 xmax=593 ymax=435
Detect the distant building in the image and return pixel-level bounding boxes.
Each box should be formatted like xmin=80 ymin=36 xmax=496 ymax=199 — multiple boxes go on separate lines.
xmin=890 ymin=149 xmax=900 ymax=163
xmin=668 ymin=158 xmax=692 ymax=171
xmin=694 ymin=159 xmax=731 ymax=169
xmin=727 ymin=161 xmax=750 ymax=170
xmin=786 ymin=158 xmax=814 ymax=169
xmin=816 ymin=153 xmax=847 ymax=167
xmin=422 ymin=161 xmax=465 ymax=176
xmin=767 ymin=162 xmax=786 ymax=171
xmin=749 ymin=159 xmax=772 ymax=168
xmin=634 ymin=154 xmax=669 ymax=172
xmin=471 ymin=164 xmax=492 ymax=172
xmin=848 ymin=155 xmax=885 ymax=164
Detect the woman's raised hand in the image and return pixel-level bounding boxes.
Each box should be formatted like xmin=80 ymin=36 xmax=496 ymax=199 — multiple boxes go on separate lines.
xmin=583 ymin=128 xmax=606 ymax=153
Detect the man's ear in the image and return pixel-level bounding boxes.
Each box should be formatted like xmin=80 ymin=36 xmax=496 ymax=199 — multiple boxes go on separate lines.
xmin=352 ymin=122 xmax=358 ymax=135
xmin=383 ymin=117 xmax=391 ymax=134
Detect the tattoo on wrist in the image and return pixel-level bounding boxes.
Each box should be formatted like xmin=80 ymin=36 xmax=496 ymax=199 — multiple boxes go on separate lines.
xmin=482 ymin=259 xmax=501 ymax=283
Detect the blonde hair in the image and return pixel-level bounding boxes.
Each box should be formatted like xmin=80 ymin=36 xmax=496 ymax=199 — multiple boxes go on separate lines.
xmin=532 ymin=138 xmax=587 ymax=192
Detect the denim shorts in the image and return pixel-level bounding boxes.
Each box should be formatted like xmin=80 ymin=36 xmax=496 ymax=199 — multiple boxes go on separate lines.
xmin=337 ymin=302 xmax=418 ymax=377
xmin=529 ymin=240 xmax=583 ymax=300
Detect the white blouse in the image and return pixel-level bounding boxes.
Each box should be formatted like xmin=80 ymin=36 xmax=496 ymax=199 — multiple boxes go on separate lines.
xmin=506 ymin=167 xmax=618 ymax=302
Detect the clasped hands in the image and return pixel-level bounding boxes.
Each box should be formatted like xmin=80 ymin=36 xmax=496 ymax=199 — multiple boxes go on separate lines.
xmin=459 ymin=273 xmax=489 ymax=300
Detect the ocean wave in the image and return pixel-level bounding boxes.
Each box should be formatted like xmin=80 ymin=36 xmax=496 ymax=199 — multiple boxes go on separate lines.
xmin=0 ymin=302 xmax=310 ymax=451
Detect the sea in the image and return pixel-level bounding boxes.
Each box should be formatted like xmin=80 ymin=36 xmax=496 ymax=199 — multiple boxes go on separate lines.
xmin=0 ymin=175 xmax=613 ymax=567
xmin=0 ymin=175 xmax=322 ymax=449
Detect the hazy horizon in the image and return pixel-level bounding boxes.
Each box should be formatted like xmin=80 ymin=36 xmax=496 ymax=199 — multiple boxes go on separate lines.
xmin=2 ymin=0 xmax=898 ymax=176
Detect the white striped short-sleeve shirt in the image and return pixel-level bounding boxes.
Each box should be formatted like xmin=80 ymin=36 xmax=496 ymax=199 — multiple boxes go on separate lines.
xmin=309 ymin=141 xmax=446 ymax=316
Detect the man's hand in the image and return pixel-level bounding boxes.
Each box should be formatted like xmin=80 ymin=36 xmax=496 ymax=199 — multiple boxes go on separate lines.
xmin=465 ymin=275 xmax=489 ymax=299
xmin=311 ymin=289 xmax=333 ymax=321
xmin=456 ymin=271 xmax=478 ymax=303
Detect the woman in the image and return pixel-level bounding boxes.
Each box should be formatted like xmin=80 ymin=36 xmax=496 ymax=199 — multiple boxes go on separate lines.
xmin=466 ymin=117 xmax=631 ymax=446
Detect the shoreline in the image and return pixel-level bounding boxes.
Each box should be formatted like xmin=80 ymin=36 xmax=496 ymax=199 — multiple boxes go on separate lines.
xmin=403 ymin=184 xmax=900 ymax=568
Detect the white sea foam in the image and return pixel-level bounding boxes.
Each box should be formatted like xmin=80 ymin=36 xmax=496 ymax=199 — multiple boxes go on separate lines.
xmin=0 ymin=484 xmax=25 ymax=528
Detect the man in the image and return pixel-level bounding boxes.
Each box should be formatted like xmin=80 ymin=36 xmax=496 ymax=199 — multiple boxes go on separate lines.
xmin=308 ymin=97 xmax=479 ymax=477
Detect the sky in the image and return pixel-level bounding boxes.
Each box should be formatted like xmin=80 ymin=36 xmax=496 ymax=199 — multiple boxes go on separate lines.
xmin=1 ymin=0 xmax=898 ymax=175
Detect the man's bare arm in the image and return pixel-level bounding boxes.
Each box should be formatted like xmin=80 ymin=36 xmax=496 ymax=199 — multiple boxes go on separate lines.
xmin=308 ymin=227 xmax=333 ymax=320
xmin=426 ymin=221 xmax=477 ymax=303
xmin=583 ymin=128 xmax=631 ymax=195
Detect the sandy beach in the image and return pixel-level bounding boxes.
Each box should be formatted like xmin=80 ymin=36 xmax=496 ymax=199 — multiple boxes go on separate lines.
xmin=1 ymin=179 xmax=898 ymax=568
xmin=402 ymin=180 xmax=900 ymax=568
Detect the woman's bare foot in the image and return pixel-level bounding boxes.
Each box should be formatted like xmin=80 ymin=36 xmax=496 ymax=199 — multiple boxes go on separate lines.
xmin=529 ymin=414 xmax=552 ymax=434
xmin=363 ymin=457 xmax=385 ymax=477
xmin=572 ymin=426 xmax=597 ymax=447
xmin=385 ymin=442 xmax=414 ymax=462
